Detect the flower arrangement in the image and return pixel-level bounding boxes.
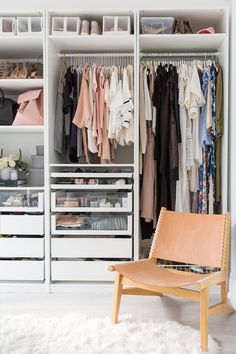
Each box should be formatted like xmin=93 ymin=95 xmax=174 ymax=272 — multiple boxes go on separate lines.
xmin=0 ymin=149 xmax=28 ymax=172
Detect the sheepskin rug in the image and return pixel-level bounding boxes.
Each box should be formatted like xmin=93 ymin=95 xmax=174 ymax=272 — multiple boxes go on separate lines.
xmin=0 ymin=314 xmax=220 ymax=354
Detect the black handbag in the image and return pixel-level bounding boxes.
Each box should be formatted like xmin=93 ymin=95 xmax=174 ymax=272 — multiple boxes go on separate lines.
xmin=0 ymin=88 xmax=18 ymax=125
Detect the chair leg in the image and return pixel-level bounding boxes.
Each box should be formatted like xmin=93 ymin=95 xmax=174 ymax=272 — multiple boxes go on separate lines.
xmin=200 ymin=288 xmax=209 ymax=352
xmin=112 ymin=273 xmax=123 ymax=324
xmin=220 ymin=281 xmax=227 ymax=303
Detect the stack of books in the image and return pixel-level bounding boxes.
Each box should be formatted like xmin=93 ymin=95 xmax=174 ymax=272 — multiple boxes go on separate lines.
xmin=0 ymin=179 xmax=26 ymax=187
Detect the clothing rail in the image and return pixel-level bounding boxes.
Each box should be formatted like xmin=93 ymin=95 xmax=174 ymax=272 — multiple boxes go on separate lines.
xmin=140 ymin=52 xmax=219 ymax=57
xmin=58 ymin=53 xmax=134 ymax=57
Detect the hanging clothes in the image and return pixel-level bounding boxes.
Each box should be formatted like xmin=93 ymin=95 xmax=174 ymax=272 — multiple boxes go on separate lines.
xmin=55 ymin=60 xmax=134 ymax=164
xmin=140 ymin=57 xmax=224 ymax=227
xmin=62 ymin=66 xmax=79 ymax=162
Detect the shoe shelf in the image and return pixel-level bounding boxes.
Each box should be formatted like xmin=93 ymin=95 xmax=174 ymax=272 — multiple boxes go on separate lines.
xmin=0 ymin=78 xmax=44 ymax=92
xmin=139 ymin=33 xmax=227 ymax=52
xmin=0 ymin=36 xmax=43 ymax=59
xmin=0 ymin=126 xmax=44 ymax=133
xmin=49 ymin=34 xmax=135 ymax=53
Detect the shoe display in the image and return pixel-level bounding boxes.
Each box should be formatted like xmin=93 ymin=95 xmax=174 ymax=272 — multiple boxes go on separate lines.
xmin=90 ymin=21 xmax=101 ymax=35
xmin=0 ymin=61 xmax=43 ymax=79
xmin=80 ymin=20 xmax=90 ymax=35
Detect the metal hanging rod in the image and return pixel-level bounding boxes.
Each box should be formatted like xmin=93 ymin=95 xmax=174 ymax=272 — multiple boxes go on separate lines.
xmin=58 ymin=53 xmax=134 ymax=57
xmin=140 ymin=52 xmax=219 ymax=57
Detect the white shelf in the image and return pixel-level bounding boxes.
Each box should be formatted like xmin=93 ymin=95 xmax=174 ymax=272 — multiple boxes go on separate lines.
xmin=49 ymin=34 xmax=135 ymax=53
xmin=0 ymin=126 xmax=44 ymax=134
xmin=50 ymin=164 xmax=134 ymax=168
xmin=0 ymin=79 xmax=44 ymax=92
xmin=51 ymin=184 xmax=132 ymax=190
xmin=0 ymin=186 xmax=45 ymax=190
xmin=0 ymin=36 xmax=43 ymax=58
xmin=139 ymin=33 xmax=226 ymax=52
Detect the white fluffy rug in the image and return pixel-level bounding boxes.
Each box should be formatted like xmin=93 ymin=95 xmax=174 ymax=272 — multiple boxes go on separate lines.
xmin=0 ymin=314 xmax=220 ymax=354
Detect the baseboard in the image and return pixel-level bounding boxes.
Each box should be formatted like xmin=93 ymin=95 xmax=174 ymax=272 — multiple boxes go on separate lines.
xmin=229 ymin=275 xmax=236 ymax=309
xmin=0 ymin=283 xmax=48 ymax=293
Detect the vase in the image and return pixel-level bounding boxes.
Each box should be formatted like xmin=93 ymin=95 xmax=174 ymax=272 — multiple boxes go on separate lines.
xmin=9 ymin=168 xmax=18 ymax=181
xmin=1 ymin=167 xmax=11 ymax=180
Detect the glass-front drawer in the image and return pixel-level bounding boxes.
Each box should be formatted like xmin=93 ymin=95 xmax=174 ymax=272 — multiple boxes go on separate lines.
xmin=0 ymin=190 xmax=44 ymax=212
xmin=50 ymin=167 xmax=133 ymax=191
xmin=51 ymin=213 xmax=132 ymax=235
xmin=51 ymin=191 xmax=132 ymax=212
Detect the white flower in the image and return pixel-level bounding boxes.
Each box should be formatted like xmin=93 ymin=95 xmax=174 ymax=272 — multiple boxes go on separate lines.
xmin=0 ymin=158 xmax=8 ymax=169
xmin=8 ymin=160 xmax=16 ymax=168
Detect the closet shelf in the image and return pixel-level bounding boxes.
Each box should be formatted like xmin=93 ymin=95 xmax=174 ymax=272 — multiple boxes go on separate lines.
xmin=0 ymin=126 xmax=44 ymax=134
xmin=0 ymin=186 xmax=45 ymax=191
xmin=0 ymin=79 xmax=44 ymax=93
xmin=139 ymin=33 xmax=226 ymax=52
xmin=0 ymin=36 xmax=43 ymax=59
xmin=49 ymin=35 xmax=135 ymax=53
xmin=50 ymin=164 xmax=134 ymax=168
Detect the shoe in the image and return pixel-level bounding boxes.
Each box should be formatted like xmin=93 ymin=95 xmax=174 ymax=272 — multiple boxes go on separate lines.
xmin=2 ymin=63 xmax=16 ymax=79
xmin=80 ymin=20 xmax=90 ymax=35
xmin=2 ymin=19 xmax=12 ymax=33
xmin=9 ymin=63 xmax=19 ymax=79
xmin=90 ymin=21 xmax=101 ymax=35
xmin=17 ymin=63 xmax=28 ymax=79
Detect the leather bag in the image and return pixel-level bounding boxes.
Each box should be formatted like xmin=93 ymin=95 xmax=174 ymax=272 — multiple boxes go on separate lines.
xmin=0 ymin=88 xmax=18 ymax=125
xmin=12 ymin=89 xmax=44 ymax=126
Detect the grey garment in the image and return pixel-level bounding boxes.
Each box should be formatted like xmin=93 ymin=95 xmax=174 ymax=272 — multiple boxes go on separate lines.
xmin=54 ymin=60 xmax=67 ymax=155
xmin=76 ymin=67 xmax=83 ymax=159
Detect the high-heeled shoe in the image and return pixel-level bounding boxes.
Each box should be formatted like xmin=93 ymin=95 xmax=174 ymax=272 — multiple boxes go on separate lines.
xmin=9 ymin=64 xmax=20 ymax=79
xmin=17 ymin=63 xmax=28 ymax=79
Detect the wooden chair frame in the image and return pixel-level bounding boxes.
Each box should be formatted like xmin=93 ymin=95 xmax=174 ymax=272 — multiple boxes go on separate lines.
xmin=109 ymin=208 xmax=235 ymax=352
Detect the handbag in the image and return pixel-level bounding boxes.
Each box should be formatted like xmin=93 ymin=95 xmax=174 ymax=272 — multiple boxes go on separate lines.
xmin=12 ymin=89 xmax=44 ymax=126
xmin=173 ymin=20 xmax=193 ymax=34
xmin=0 ymin=88 xmax=18 ymax=125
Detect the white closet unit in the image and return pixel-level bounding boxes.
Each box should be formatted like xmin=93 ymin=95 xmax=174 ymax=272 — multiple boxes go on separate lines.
xmin=138 ymin=7 xmax=229 ymax=214
xmin=46 ymin=10 xmax=138 ymax=289
xmin=0 ymin=6 xmax=230 ymax=292
xmin=0 ymin=11 xmax=46 ymax=290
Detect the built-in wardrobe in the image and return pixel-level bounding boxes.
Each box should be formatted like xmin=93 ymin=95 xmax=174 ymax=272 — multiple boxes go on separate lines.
xmin=0 ymin=7 xmax=229 ymax=292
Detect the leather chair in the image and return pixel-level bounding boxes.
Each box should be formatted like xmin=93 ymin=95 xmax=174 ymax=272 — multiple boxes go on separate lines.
xmin=109 ymin=207 xmax=235 ymax=352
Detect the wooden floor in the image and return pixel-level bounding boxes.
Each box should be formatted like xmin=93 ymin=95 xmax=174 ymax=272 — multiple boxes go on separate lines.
xmin=0 ymin=290 xmax=235 ymax=353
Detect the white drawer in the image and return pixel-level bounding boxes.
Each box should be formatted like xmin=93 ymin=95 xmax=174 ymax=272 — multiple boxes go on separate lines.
xmin=0 ymin=191 xmax=44 ymax=213
xmin=0 ymin=261 xmax=44 ymax=281
xmin=51 ymin=214 xmax=132 ymax=236
xmin=51 ymin=191 xmax=132 ymax=213
xmin=51 ymin=260 xmax=124 ymax=281
xmin=0 ymin=215 xmax=44 ymax=235
xmin=51 ymin=237 xmax=132 ymax=258
xmin=0 ymin=238 xmax=44 ymax=258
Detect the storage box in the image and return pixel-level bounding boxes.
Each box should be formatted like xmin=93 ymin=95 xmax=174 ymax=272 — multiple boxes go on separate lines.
xmin=51 ymin=17 xmax=81 ymax=35
xmin=31 ymin=155 xmax=44 ymax=169
xmin=103 ymin=16 xmax=131 ymax=35
xmin=28 ymin=168 xmax=44 ymax=186
xmin=0 ymin=17 xmax=16 ymax=36
xmin=141 ymin=17 xmax=175 ymax=34
xmin=36 ymin=145 xmax=44 ymax=156
xmin=17 ymin=17 xmax=43 ymax=35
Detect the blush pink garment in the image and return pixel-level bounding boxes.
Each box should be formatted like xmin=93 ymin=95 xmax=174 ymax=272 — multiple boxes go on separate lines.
xmin=73 ymin=67 xmax=91 ymax=129
xmin=12 ymin=89 xmax=44 ymax=125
